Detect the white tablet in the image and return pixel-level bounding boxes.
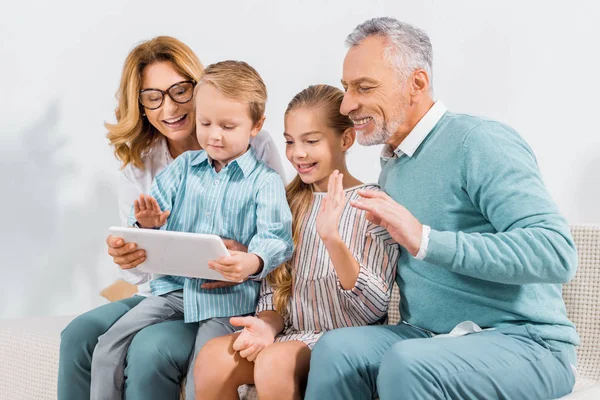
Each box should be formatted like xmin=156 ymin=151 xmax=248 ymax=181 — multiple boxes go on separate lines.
xmin=108 ymin=226 xmax=233 ymax=281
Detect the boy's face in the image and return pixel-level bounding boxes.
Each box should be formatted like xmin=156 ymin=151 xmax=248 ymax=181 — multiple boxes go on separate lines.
xmin=195 ymin=83 xmax=262 ymax=168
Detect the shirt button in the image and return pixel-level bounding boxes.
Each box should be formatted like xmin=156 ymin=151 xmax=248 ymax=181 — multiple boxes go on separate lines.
xmin=214 ymin=180 xmax=220 ymax=185
xmin=206 ymin=212 xmax=210 ymax=217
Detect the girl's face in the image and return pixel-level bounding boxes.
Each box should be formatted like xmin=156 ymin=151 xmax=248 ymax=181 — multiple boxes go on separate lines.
xmin=284 ymin=107 xmax=351 ymax=191
xmin=140 ymin=61 xmax=196 ymax=142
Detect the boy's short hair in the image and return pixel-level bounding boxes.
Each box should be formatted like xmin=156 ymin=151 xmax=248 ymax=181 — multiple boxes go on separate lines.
xmin=196 ymin=60 xmax=267 ymax=124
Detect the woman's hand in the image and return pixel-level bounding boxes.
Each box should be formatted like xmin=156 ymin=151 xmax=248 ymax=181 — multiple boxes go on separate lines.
xmin=230 ymin=316 xmax=277 ymax=362
xmin=106 ymin=234 xmax=145 ymax=270
xmin=133 ymin=194 xmax=170 ymax=228
xmin=316 ymin=170 xmax=346 ymax=243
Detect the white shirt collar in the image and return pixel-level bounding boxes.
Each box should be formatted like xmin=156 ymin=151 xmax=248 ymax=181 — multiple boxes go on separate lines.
xmin=381 ymin=101 xmax=447 ymax=160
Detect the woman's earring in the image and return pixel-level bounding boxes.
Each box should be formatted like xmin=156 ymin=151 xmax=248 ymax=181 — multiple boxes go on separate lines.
xmin=142 ymin=113 xmax=146 ymax=117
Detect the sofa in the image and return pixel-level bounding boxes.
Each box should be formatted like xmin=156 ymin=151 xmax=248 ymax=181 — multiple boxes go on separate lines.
xmin=1 ymin=225 xmax=598 ymax=399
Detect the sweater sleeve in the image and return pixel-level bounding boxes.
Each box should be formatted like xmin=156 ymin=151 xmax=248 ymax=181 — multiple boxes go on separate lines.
xmin=337 ymin=223 xmax=400 ymax=324
xmin=424 ymin=121 xmax=577 ymax=285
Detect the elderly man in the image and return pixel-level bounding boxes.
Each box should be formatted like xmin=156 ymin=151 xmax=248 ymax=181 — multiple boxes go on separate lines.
xmin=305 ymin=17 xmax=578 ymax=400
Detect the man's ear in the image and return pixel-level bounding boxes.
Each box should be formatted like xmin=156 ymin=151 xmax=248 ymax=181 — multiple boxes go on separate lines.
xmin=251 ymin=116 xmax=266 ymax=137
xmin=410 ymin=69 xmax=430 ymax=100
xmin=341 ymin=127 xmax=356 ymax=151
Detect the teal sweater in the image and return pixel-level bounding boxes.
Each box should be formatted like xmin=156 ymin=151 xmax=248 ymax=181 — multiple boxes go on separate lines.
xmin=380 ymin=111 xmax=579 ymax=346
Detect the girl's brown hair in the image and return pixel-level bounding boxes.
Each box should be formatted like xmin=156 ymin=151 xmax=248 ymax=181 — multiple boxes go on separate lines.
xmin=267 ymin=84 xmax=354 ymax=317
xmin=106 ymin=36 xmax=204 ymax=169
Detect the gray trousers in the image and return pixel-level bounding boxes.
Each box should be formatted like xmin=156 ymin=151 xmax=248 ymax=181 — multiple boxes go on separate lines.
xmin=90 ymin=291 xmax=240 ymax=400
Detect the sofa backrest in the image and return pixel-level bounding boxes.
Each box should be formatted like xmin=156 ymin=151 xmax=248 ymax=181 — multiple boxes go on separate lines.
xmin=564 ymin=225 xmax=600 ymax=380
xmin=387 ymin=224 xmax=600 ymax=380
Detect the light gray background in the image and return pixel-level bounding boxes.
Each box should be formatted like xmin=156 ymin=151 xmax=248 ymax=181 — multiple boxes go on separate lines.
xmin=1 ymin=0 xmax=598 ymax=319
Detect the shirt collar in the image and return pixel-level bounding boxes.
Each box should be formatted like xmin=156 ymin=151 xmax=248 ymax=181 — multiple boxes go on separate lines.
xmin=189 ymin=146 xmax=259 ymax=177
xmin=381 ymin=101 xmax=447 ymax=160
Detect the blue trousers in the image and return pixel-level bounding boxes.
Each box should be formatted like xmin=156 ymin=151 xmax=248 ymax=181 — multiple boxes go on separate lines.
xmin=58 ymin=296 xmax=197 ymax=400
xmin=305 ymin=323 xmax=576 ymax=400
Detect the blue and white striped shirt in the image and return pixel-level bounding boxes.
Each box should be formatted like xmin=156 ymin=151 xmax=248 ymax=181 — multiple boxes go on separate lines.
xmin=129 ymin=148 xmax=293 ymax=322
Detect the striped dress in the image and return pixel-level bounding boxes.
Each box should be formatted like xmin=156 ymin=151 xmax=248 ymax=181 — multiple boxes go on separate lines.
xmin=256 ymin=184 xmax=400 ymax=349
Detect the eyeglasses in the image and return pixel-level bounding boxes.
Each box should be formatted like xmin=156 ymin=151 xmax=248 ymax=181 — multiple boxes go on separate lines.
xmin=139 ymin=80 xmax=195 ymax=110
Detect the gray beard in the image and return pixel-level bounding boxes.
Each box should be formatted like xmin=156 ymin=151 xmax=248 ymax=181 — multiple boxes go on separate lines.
xmin=356 ymin=119 xmax=398 ymax=146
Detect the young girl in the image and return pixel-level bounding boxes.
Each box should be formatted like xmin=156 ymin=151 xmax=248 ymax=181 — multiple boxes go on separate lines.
xmin=193 ymin=84 xmax=400 ymax=400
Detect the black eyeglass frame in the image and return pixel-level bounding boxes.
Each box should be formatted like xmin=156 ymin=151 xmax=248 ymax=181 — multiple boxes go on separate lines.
xmin=139 ymin=80 xmax=196 ymax=110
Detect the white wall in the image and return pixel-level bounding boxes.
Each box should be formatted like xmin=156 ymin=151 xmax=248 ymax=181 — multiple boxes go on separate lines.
xmin=1 ymin=0 xmax=599 ymax=319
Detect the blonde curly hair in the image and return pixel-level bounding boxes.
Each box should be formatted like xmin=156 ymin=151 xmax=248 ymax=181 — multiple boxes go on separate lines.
xmin=106 ymin=36 xmax=204 ymax=169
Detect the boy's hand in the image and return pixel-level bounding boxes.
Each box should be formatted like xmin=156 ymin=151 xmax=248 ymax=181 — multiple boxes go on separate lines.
xmin=230 ymin=316 xmax=276 ymax=362
xmin=208 ymin=251 xmax=263 ymax=282
xmin=133 ymin=194 xmax=170 ymax=228
xmin=201 ymin=239 xmax=249 ymax=289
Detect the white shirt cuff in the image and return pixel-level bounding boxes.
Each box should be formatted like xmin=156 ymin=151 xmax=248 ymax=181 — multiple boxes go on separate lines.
xmin=414 ymin=224 xmax=431 ymax=260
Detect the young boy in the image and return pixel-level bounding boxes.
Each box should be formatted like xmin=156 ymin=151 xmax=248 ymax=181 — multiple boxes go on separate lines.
xmin=90 ymin=61 xmax=293 ymax=400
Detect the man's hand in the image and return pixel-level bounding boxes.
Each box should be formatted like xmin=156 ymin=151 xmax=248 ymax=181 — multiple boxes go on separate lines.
xmin=133 ymin=194 xmax=170 ymax=228
xmin=230 ymin=316 xmax=277 ymax=362
xmin=350 ymin=190 xmax=423 ymax=256
xmin=208 ymin=251 xmax=263 ymax=282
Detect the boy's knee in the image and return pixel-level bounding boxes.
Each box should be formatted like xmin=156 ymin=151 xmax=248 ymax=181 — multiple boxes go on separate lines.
xmin=127 ymin=330 xmax=180 ymax=375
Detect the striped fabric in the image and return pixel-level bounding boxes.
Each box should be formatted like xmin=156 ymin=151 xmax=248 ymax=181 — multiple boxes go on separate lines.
xmin=256 ymin=184 xmax=400 ymax=348
xmin=130 ymin=148 xmax=293 ymax=323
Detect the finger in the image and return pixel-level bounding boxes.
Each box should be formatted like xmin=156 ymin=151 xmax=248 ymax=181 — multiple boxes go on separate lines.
xmin=239 ymin=344 xmax=258 ymax=359
xmin=328 ymin=170 xmax=337 ymax=196
xmin=138 ymin=195 xmax=147 ymax=211
xmin=114 ymin=250 xmax=146 ymax=265
xmin=151 ymin=197 xmax=162 ymax=213
xmin=357 ymin=189 xmax=387 ymax=199
xmin=365 ymin=211 xmax=382 ymax=226
xmin=349 ymin=198 xmax=378 ymax=213
xmin=201 ymin=281 xmax=240 ymax=289
xmin=232 ymin=335 xmax=251 ymax=352
xmin=159 ymin=210 xmax=170 ymax=225
xmin=214 ymin=256 xmax=237 ymax=266
xmin=219 ymin=273 xmax=243 ymax=282
xmin=221 ymin=239 xmax=248 ymax=253
xmin=318 ymin=197 xmax=327 ymax=213
xmin=208 ymin=262 xmax=239 ymax=276
xmin=230 ymin=316 xmax=256 ymax=328
xmin=108 ymin=241 xmax=138 ymax=257
xmin=120 ymin=256 xmax=146 ymax=270
xmin=133 ymin=200 xmax=140 ymax=215
xmin=106 ymin=235 xmax=124 ymax=248
xmin=144 ymin=195 xmax=154 ymax=211
xmin=246 ymin=347 xmax=262 ymax=362
xmin=336 ymin=173 xmax=344 ymax=203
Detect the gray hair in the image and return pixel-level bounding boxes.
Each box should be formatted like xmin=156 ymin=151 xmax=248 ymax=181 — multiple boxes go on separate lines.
xmin=346 ymin=17 xmax=433 ymax=91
